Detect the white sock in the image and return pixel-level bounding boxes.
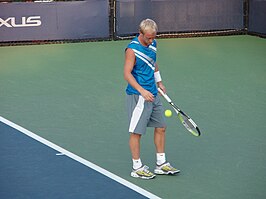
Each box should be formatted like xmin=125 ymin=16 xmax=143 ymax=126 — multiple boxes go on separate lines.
xmin=156 ymin=153 xmax=166 ymax=165
xmin=132 ymin=158 xmax=142 ymax=170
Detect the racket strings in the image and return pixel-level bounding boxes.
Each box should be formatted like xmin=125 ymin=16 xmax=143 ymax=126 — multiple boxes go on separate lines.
xmin=178 ymin=114 xmax=200 ymax=136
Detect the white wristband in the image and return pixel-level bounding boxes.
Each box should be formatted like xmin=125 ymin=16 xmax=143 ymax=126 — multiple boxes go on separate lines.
xmin=154 ymin=71 xmax=162 ymax=83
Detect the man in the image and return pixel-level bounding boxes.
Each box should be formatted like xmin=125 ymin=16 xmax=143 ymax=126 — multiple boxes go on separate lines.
xmin=124 ymin=19 xmax=180 ymax=179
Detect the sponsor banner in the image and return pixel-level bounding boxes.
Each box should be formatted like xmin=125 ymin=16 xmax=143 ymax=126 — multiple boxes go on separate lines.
xmin=0 ymin=0 xmax=109 ymax=42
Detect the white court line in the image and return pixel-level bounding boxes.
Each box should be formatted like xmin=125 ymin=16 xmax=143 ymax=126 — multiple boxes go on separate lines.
xmin=0 ymin=116 xmax=161 ymax=199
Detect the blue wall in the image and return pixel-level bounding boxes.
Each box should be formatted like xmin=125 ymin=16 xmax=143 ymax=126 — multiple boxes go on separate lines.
xmin=249 ymin=0 xmax=266 ymax=35
xmin=115 ymin=0 xmax=244 ymax=35
xmin=0 ymin=0 xmax=109 ymax=42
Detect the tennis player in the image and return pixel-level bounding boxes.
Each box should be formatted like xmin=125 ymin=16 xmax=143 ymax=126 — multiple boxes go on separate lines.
xmin=124 ymin=19 xmax=180 ymax=179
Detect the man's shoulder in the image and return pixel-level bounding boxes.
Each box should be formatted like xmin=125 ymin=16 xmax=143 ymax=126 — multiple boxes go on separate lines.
xmin=128 ymin=38 xmax=140 ymax=47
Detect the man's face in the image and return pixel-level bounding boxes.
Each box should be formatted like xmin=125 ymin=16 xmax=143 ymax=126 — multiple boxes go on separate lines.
xmin=140 ymin=31 xmax=156 ymax=46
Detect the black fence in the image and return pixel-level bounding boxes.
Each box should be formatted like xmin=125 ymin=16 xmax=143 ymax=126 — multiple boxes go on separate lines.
xmin=0 ymin=0 xmax=265 ymax=45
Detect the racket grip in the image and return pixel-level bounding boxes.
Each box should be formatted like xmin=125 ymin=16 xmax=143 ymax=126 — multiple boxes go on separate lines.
xmin=158 ymin=88 xmax=172 ymax=103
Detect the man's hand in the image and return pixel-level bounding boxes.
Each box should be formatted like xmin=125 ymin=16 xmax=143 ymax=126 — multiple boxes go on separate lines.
xmin=157 ymin=82 xmax=166 ymax=94
xmin=140 ymin=89 xmax=154 ymax=102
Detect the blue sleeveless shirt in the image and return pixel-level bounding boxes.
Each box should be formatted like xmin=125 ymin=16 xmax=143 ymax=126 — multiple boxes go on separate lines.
xmin=125 ymin=35 xmax=158 ymax=96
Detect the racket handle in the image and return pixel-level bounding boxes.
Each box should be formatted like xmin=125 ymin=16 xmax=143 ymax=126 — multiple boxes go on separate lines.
xmin=158 ymin=88 xmax=172 ymax=103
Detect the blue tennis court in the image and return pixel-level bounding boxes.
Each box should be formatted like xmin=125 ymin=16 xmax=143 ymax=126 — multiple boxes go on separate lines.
xmin=0 ymin=117 xmax=160 ymax=199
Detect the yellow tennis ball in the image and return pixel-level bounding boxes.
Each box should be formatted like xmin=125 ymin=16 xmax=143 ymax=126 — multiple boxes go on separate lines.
xmin=165 ymin=109 xmax=172 ymax=117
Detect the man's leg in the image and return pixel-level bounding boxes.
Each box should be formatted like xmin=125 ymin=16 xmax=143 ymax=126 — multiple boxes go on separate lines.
xmin=154 ymin=127 xmax=166 ymax=153
xmin=129 ymin=133 xmax=141 ymax=160
xmin=129 ymin=132 xmax=155 ymax=179
xmin=154 ymin=127 xmax=166 ymax=165
xmin=154 ymin=127 xmax=180 ymax=175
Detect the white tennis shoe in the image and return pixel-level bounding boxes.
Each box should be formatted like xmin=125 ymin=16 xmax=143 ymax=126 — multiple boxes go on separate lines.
xmin=154 ymin=162 xmax=180 ymax=175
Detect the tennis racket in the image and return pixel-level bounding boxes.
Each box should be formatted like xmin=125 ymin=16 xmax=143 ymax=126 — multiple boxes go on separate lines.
xmin=158 ymin=88 xmax=201 ymax=137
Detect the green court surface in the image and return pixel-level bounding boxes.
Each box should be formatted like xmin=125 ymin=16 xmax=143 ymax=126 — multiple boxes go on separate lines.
xmin=1 ymin=35 xmax=266 ymax=199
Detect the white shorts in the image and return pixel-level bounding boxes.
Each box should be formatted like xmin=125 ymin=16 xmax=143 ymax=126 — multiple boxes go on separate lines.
xmin=126 ymin=94 xmax=166 ymax=135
